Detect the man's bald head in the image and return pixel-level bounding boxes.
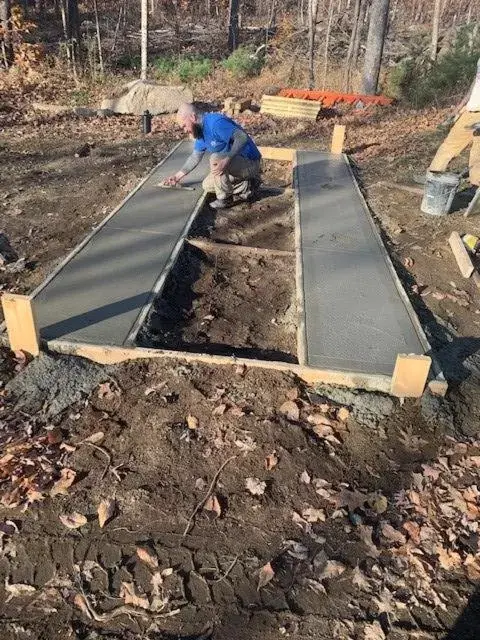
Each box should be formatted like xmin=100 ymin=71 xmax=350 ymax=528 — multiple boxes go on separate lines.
xmin=176 ymin=103 xmax=200 ymax=136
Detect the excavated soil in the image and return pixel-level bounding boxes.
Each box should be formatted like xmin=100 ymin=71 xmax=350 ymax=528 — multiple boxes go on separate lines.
xmin=140 ymin=245 xmax=297 ymax=362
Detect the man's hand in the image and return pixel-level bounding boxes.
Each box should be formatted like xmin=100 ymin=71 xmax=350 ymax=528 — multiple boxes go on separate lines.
xmin=211 ymin=157 xmax=230 ymax=176
xmin=163 ymin=171 xmax=186 ymax=186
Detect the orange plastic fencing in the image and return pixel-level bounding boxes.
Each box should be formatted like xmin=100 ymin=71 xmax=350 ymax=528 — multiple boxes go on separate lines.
xmin=279 ymin=88 xmax=393 ymax=108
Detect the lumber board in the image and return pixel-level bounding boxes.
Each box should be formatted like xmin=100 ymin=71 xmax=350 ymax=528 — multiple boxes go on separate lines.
xmin=186 ymin=238 xmax=294 ymax=258
xmin=46 ymin=338 xmax=394 ymax=394
xmin=448 ymin=231 xmax=475 ymax=278
xmin=260 ymin=95 xmax=320 ymax=120
xmin=1 ymin=294 xmax=39 ymax=356
xmin=258 ymin=146 xmax=295 ymax=162
xmin=293 ymin=152 xmax=307 ymax=367
xmin=390 ymin=354 xmax=431 ymax=397
xmin=330 ymin=124 xmax=346 ymax=154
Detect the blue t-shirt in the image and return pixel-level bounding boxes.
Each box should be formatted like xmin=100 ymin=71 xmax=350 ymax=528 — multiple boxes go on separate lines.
xmin=194 ymin=113 xmax=261 ymax=161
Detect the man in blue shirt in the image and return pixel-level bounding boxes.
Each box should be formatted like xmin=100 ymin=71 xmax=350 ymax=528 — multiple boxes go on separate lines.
xmin=164 ymin=103 xmax=262 ymax=209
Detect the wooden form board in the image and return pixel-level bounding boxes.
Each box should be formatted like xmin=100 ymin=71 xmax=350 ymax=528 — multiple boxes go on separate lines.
xmin=390 ymin=354 xmax=432 ymax=398
xmin=260 ymin=95 xmax=320 ymax=120
xmin=1 ymin=143 xmax=445 ymax=398
xmin=330 ymin=125 xmax=346 ymax=154
xmin=448 ymin=231 xmax=475 ymax=278
xmin=1 ymin=294 xmax=39 ymax=356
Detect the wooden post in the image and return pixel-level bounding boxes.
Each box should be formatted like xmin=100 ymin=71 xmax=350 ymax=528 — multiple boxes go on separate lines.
xmin=390 ymin=354 xmax=431 ymax=398
xmin=1 ymin=294 xmax=39 ymax=356
xmin=448 ymin=231 xmax=475 ymax=278
xmin=331 ymin=124 xmax=346 ymax=154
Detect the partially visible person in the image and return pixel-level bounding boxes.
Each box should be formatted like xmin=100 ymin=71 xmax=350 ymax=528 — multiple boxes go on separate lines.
xmin=425 ymin=58 xmax=480 ymax=185
xmin=164 ymin=103 xmax=262 ymax=209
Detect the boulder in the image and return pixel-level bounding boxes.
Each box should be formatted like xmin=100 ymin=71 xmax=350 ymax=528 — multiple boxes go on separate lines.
xmin=100 ymin=80 xmax=193 ymax=116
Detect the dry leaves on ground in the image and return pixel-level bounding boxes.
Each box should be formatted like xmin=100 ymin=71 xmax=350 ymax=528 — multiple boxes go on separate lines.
xmin=264 ymin=451 xmax=279 ymax=470
xmin=98 ymin=498 xmax=116 ymax=528
xmin=59 ymin=512 xmax=87 ymax=529
xmin=120 ymin=582 xmax=150 ymax=610
xmin=136 ymin=546 xmax=159 ymax=570
xmin=257 ymin=562 xmax=275 ymax=590
xmin=246 ymin=477 xmax=266 ymax=496
xmin=279 ymin=400 xmax=300 ymax=421
xmin=204 ymin=494 xmax=222 ymax=518
xmin=186 ymin=415 xmax=199 ymax=430
xmin=5 ymin=580 xmax=36 ymax=601
xmin=50 ymin=468 xmax=76 ymax=497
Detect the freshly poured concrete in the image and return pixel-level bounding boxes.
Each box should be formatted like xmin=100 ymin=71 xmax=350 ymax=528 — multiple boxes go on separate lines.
xmin=34 ymin=140 xmax=208 ymax=345
xmin=296 ymin=151 xmax=425 ymax=375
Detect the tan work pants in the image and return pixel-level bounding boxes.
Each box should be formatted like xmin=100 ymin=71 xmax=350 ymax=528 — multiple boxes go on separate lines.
xmin=429 ymin=111 xmax=480 ymax=185
xmin=202 ymin=153 xmax=261 ymax=200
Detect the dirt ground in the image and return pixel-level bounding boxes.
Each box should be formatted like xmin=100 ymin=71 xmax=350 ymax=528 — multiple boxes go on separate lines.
xmin=1 ymin=105 xmax=480 ymax=640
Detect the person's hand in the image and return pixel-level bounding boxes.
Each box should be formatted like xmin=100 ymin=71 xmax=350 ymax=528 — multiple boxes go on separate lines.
xmin=211 ymin=157 xmax=230 ymax=176
xmin=163 ymin=175 xmax=179 ymax=186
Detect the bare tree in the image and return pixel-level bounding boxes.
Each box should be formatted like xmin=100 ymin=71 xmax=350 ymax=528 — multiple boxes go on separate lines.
xmin=0 ymin=0 xmax=13 ymax=67
xmin=322 ymin=0 xmax=335 ymax=89
xmin=141 ymin=0 xmax=148 ymax=80
xmin=343 ymin=0 xmax=363 ymax=91
xmin=361 ymin=0 xmax=390 ymax=95
xmin=93 ymin=0 xmax=104 ymax=74
xmin=308 ymin=0 xmax=319 ymax=89
xmin=228 ymin=0 xmax=240 ymax=52
xmin=431 ymin=0 xmax=441 ymax=61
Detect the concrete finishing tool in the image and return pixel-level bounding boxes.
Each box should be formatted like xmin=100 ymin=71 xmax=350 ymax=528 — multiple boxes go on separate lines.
xmin=157 ymin=183 xmax=195 ymax=191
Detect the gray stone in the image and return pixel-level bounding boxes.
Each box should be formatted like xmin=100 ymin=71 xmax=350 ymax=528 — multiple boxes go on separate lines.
xmin=96 ymin=108 xmax=114 ymax=118
xmin=6 ymin=353 xmax=111 ymax=417
xmin=31 ymin=102 xmax=70 ymax=116
xmin=100 ymin=80 xmax=193 ymax=115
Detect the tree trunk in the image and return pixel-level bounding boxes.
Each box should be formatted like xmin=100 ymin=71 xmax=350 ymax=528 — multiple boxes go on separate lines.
xmin=430 ymin=0 xmax=441 ymax=62
xmin=308 ymin=0 xmax=319 ymax=89
xmin=322 ymin=0 xmax=334 ymax=89
xmin=66 ymin=0 xmax=80 ymax=42
xmin=361 ymin=0 xmax=390 ymax=95
xmin=35 ymin=0 xmax=44 ymax=15
xmin=343 ymin=0 xmax=362 ymax=91
xmin=227 ymin=0 xmax=240 ymax=52
xmin=141 ymin=0 xmax=148 ymax=80
xmin=93 ymin=0 xmax=103 ymax=75
xmin=0 ymin=0 xmax=13 ymax=67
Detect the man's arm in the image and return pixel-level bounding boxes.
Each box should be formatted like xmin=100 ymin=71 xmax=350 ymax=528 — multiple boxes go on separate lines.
xmin=164 ymin=150 xmax=204 ymax=185
xmin=211 ymin=128 xmax=249 ymax=176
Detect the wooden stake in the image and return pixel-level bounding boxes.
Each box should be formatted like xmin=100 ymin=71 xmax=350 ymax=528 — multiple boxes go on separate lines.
xmin=331 ymin=124 xmax=346 ymax=154
xmin=1 ymin=294 xmax=39 ymax=356
xmin=258 ymin=146 xmax=295 ymax=162
xmin=390 ymin=354 xmax=431 ymax=398
xmin=448 ymin=231 xmax=474 ymax=278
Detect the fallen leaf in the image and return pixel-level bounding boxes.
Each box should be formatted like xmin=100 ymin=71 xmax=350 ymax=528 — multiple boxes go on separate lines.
xmin=303 ymin=577 xmax=327 ymax=595
xmin=381 ymin=523 xmax=406 ymax=545
xmin=403 ymin=521 xmax=421 ymax=544
xmin=351 ymin=565 xmax=371 ymax=591
xmin=161 ymin=567 xmax=173 ymax=578
xmin=312 ymin=424 xmax=334 ymax=438
xmin=265 ymin=451 xmax=279 ymax=471
xmin=358 ymin=525 xmax=381 ymax=558
xmin=204 ymin=494 xmax=222 ymax=518
xmin=319 ymin=560 xmax=346 ymax=580
xmin=335 ymin=488 xmax=366 ymax=510
xmin=5 ymin=580 xmax=36 ymax=601
xmin=404 ymin=257 xmax=414 ymax=268
xmin=59 ymin=512 xmax=87 ymax=529
xmin=82 ymin=431 xmax=105 ymax=445
xmin=74 ymin=592 xmax=92 ymax=618
xmin=337 ymin=407 xmax=350 ymax=422
xmin=235 ymin=436 xmax=257 ymax=453
xmin=435 ymin=545 xmax=462 ymax=571
xmin=212 ymin=404 xmax=227 ymax=416
xmin=300 ymin=470 xmax=311 ymax=484
xmin=246 ymin=477 xmax=266 ymax=496
xmin=120 ymin=582 xmax=150 ymax=609
xmin=308 ymin=413 xmax=335 ymax=427
xmin=284 ymin=540 xmax=309 ymax=560
xmin=279 ymin=400 xmax=300 ymax=421
xmin=229 ymin=405 xmax=245 ymax=417
xmin=151 ymin=572 xmax=163 ymax=596
xmin=150 ymin=594 xmax=169 ymax=612
xmin=50 ymin=468 xmax=76 ymax=497
xmin=362 ymin=621 xmax=386 ymax=640
xmin=136 ymin=546 xmax=159 ymax=570
xmin=98 ymin=498 xmax=116 ymax=528
xmin=422 ymin=464 xmax=441 ymax=481
xmin=186 ymin=415 xmax=199 ymax=430
xmin=302 ymin=506 xmax=326 ymax=523
xmin=257 ymin=562 xmax=275 ymax=590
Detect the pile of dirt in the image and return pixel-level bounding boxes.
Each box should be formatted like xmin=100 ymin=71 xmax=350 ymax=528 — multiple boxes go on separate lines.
xmin=100 ymin=80 xmax=194 ymax=115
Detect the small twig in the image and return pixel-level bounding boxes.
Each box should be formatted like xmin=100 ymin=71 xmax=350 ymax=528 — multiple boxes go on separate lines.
xmin=182 ymin=456 xmax=236 ymax=537
xmin=214 ymin=556 xmax=239 ymax=583
xmin=83 ymin=442 xmax=112 ymax=479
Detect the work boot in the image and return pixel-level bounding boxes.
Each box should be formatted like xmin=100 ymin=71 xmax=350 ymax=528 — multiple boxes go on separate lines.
xmin=237 ymin=177 xmax=262 ymax=202
xmin=210 ymin=197 xmax=233 ymax=210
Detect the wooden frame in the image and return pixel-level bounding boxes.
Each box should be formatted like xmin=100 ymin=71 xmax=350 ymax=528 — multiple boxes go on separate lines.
xmin=0 ymin=144 xmax=446 ymax=398
xmin=331 ymin=125 xmax=346 ymax=154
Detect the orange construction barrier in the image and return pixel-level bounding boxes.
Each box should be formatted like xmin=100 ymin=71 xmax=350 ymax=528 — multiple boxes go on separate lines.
xmin=279 ymin=88 xmax=393 ymax=108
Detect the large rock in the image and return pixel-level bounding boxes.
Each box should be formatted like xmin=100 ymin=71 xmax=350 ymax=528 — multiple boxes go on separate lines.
xmin=100 ymin=80 xmax=193 ymax=115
